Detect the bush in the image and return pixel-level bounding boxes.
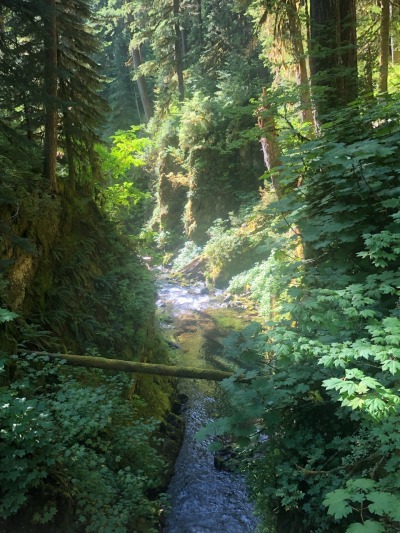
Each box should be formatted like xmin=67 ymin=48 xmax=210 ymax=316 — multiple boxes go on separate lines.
xmin=0 ymin=354 xmax=164 ymax=531
xmin=171 ymin=241 xmax=202 ymax=271
xmin=202 ymin=96 xmax=400 ymax=532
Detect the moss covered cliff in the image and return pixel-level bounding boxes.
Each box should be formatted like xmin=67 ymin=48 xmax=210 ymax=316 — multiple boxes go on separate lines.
xmin=0 ymin=179 xmax=181 ymax=530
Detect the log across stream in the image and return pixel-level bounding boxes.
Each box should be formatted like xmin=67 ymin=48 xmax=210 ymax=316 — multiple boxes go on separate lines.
xmin=20 ymin=273 xmax=259 ymax=531
xmin=157 ymin=272 xmax=259 ymax=532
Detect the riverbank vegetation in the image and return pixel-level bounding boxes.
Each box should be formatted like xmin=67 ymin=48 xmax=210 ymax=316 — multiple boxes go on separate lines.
xmin=1 ymin=0 xmax=400 ymax=531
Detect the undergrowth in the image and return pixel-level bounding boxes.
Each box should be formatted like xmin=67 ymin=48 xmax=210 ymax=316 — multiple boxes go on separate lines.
xmin=197 ymin=96 xmax=400 ymax=532
xmin=0 ymin=355 xmax=164 ymax=532
xmin=0 ymin=129 xmax=173 ymax=531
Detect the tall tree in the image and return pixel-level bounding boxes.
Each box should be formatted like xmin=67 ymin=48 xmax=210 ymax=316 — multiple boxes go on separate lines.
xmin=173 ymin=0 xmax=184 ymax=101
xmin=258 ymin=0 xmax=313 ymax=125
xmin=309 ymin=0 xmax=357 ymax=117
xmin=122 ymin=0 xmax=154 ymax=121
xmin=130 ymin=46 xmax=154 ymax=121
xmin=286 ymin=0 xmax=313 ymax=124
xmin=56 ymin=0 xmax=106 ymax=190
xmin=379 ymin=0 xmax=390 ymax=93
xmin=1 ymin=0 xmax=105 ymax=194
xmin=126 ymin=0 xmax=184 ymax=107
xmin=43 ymin=0 xmax=59 ymax=194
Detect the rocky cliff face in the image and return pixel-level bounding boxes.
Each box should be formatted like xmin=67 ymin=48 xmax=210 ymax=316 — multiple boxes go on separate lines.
xmin=1 ymin=189 xmax=176 ymax=415
xmin=1 ymin=194 xmax=61 ymax=314
xmin=154 ymin=125 xmax=263 ymax=247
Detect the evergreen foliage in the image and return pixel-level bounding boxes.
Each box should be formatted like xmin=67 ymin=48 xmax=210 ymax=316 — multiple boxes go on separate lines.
xmin=2 ymin=0 xmax=400 ymax=531
xmin=0 ymin=2 xmax=174 ymax=530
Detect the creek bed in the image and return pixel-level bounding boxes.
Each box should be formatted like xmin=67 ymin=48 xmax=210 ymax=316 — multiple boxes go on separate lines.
xmin=157 ymin=273 xmax=258 ymax=532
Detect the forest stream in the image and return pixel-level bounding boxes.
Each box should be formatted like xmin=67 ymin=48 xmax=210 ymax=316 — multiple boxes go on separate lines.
xmin=156 ymin=271 xmax=259 ymax=533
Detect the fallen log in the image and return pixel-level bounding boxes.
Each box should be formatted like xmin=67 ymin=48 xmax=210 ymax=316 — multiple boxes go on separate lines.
xmin=17 ymin=351 xmax=235 ymax=381
xmin=177 ymin=254 xmax=206 ymax=278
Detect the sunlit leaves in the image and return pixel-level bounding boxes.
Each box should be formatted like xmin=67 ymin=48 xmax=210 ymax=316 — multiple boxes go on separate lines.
xmin=97 ymin=126 xmax=150 ymax=181
xmin=324 ymin=478 xmax=400 ymax=531
xmin=205 ymin=96 xmax=400 ymax=532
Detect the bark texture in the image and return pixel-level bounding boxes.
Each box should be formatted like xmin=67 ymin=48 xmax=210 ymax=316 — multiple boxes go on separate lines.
xmin=43 ymin=0 xmax=58 ymax=194
xmin=258 ymin=91 xmax=282 ymax=198
xmin=174 ymin=0 xmax=184 ymax=101
xmin=286 ymin=0 xmax=313 ymax=124
xmin=379 ymin=0 xmax=390 ymax=93
xmin=309 ymin=0 xmax=357 ymax=117
xmin=131 ymin=46 xmax=154 ymax=122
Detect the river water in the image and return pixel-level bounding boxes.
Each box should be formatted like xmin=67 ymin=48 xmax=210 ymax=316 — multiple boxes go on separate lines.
xmin=156 ymin=273 xmax=259 ymax=533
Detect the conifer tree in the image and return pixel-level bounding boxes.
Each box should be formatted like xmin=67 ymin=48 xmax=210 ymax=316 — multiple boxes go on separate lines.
xmin=43 ymin=0 xmax=59 ymax=194
xmin=57 ymin=0 xmax=106 ymax=189
xmin=95 ymin=0 xmax=153 ymax=124
xmin=379 ymin=0 xmax=390 ymax=93
xmin=1 ymin=0 xmax=106 ymax=193
xmin=309 ymin=0 xmax=357 ymax=117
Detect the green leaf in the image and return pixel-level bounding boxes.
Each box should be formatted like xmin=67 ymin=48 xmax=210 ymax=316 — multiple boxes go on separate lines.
xmin=348 ymin=479 xmax=376 ymax=491
xmin=367 ymin=491 xmax=400 ymax=520
xmin=323 ymin=489 xmax=353 ymax=519
xmin=0 ymin=309 xmax=19 ymax=323
xmin=381 ymin=359 xmax=400 ymax=375
xmin=346 ymin=520 xmax=385 ymax=533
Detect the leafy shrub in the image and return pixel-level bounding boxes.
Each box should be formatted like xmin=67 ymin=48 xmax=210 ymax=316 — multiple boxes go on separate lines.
xmin=171 ymin=241 xmax=202 ymax=271
xmin=228 ymin=251 xmax=290 ymax=319
xmin=0 ymin=354 xmax=164 ymax=531
xmin=96 ymin=127 xmax=154 ymax=235
xmin=201 ymin=208 xmax=272 ymax=284
xmin=203 ymin=96 xmax=400 ymax=532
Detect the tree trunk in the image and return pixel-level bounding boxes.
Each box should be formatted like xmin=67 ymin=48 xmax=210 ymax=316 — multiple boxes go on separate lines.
xmin=309 ymin=0 xmax=357 ymax=118
xmin=23 ymin=99 xmax=33 ymax=140
xmin=63 ymin=111 xmax=76 ymax=192
xmin=131 ymin=46 xmax=154 ymax=122
xmin=309 ymin=0 xmax=337 ymax=116
xmin=379 ymin=0 xmax=390 ymax=93
xmin=390 ymin=3 xmax=400 ymax=63
xmin=338 ymin=0 xmax=357 ymax=104
xmin=286 ymin=0 xmax=313 ymax=125
xmin=43 ymin=0 xmax=58 ymax=194
xmin=365 ymin=44 xmax=374 ymax=96
xmin=196 ymin=0 xmax=203 ymax=46
xmin=21 ymin=351 xmax=236 ymax=381
xmin=174 ymin=0 xmax=184 ymax=102
xmin=258 ymin=91 xmax=282 ymax=198
xmin=59 ymin=78 xmax=76 ymax=192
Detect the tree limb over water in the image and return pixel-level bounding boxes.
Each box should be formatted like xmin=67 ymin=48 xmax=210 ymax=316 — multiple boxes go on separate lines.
xmin=18 ymin=351 xmax=236 ymax=381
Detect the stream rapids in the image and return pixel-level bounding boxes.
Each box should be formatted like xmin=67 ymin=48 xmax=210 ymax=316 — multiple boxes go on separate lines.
xmin=157 ymin=272 xmax=259 ymax=533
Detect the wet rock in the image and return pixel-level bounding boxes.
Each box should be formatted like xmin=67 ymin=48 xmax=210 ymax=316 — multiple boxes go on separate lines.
xmin=167 ymin=412 xmax=184 ymax=429
xmin=214 ymin=445 xmax=238 ymax=472
xmin=178 ymin=393 xmax=189 ymax=405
